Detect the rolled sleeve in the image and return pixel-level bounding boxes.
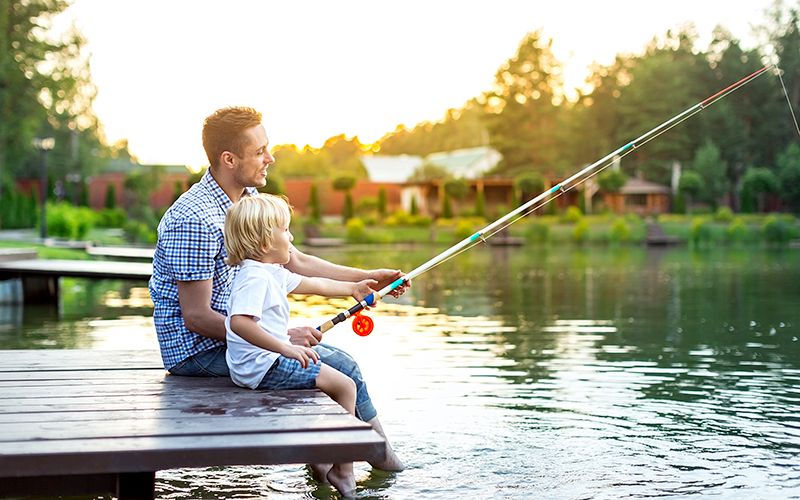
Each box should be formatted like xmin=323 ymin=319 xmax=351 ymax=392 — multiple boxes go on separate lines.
xmin=161 ymin=218 xmax=220 ymax=282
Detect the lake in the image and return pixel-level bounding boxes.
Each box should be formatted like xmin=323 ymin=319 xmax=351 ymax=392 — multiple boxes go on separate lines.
xmin=1 ymin=246 xmax=798 ymax=499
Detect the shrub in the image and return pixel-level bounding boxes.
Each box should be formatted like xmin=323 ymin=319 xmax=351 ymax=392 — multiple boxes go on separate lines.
xmin=454 ymin=219 xmax=475 ymax=241
xmin=562 ymin=205 xmax=583 ymax=224
xmin=345 ymin=217 xmax=369 ymax=243
xmin=572 ymin=219 xmax=589 ymax=244
xmin=95 ymin=208 xmax=127 ymax=228
xmin=124 ymin=220 xmax=157 ymax=244
xmin=46 ymin=202 xmax=95 ymax=240
xmin=610 ymin=218 xmax=631 ymax=243
xmin=726 ymin=217 xmax=748 ymax=244
xmin=690 ymin=217 xmax=712 ymax=246
xmin=714 ymin=206 xmax=734 ymax=223
xmin=763 ymin=215 xmax=792 ymax=245
xmin=526 ymin=221 xmax=549 ymax=244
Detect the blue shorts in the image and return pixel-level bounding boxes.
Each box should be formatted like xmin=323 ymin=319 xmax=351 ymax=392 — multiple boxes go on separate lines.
xmin=257 ymin=356 xmax=322 ymax=390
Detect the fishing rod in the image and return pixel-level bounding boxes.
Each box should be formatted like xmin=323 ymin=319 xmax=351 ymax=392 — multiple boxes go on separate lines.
xmin=317 ymin=64 xmax=776 ymax=336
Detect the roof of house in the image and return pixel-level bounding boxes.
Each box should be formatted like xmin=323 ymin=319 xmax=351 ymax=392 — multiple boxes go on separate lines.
xmin=361 ymin=154 xmax=424 ymax=183
xmin=362 ymin=146 xmax=500 ymax=183
xmin=620 ymin=178 xmax=671 ymax=195
xmin=425 ymin=146 xmax=500 ymax=179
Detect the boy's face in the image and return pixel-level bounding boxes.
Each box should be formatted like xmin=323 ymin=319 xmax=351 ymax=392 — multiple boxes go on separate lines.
xmin=265 ymin=223 xmax=293 ymax=264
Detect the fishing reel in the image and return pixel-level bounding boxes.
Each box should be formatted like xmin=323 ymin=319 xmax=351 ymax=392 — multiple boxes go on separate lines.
xmin=351 ymin=311 xmax=374 ymax=336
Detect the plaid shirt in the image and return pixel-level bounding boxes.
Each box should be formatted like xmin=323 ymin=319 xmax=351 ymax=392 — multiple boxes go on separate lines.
xmin=148 ymin=170 xmax=256 ymax=369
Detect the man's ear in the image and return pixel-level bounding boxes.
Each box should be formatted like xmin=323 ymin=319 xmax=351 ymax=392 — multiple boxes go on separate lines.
xmin=220 ymin=151 xmax=236 ymax=168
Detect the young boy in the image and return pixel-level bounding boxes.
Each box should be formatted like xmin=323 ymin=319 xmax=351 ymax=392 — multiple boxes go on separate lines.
xmin=223 ymin=193 xmax=376 ymax=497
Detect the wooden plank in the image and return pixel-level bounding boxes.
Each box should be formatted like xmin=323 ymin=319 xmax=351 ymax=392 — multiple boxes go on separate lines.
xmin=0 ymin=413 xmax=367 ymax=441
xmin=0 ymin=429 xmax=385 ymax=477
xmin=0 ymin=259 xmax=152 ymax=281
xmin=0 ymin=349 xmax=387 ymax=489
xmin=0 ymin=349 xmax=163 ymax=371
xmin=86 ymin=246 xmax=155 ymax=260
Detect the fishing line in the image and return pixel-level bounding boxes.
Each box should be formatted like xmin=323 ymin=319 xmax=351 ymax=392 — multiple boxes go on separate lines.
xmin=776 ymin=66 xmax=800 ymax=138
xmin=318 ymin=63 xmax=783 ymax=336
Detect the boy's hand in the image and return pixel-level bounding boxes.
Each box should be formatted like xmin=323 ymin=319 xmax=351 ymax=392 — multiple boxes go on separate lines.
xmin=368 ymin=269 xmax=411 ymax=298
xmin=280 ymin=344 xmax=319 ymax=369
xmin=352 ymin=279 xmax=379 ymax=303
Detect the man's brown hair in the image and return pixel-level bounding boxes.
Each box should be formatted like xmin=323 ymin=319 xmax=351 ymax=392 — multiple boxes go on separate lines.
xmin=202 ymin=106 xmax=262 ymax=168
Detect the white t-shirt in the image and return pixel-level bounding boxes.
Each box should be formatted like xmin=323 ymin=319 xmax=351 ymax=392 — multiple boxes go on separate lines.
xmin=225 ymin=259 xmax=303 ymax=389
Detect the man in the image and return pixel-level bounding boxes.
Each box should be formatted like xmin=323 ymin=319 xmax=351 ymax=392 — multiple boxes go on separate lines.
xmin=148 ymin=106 xmax=404 ymax=472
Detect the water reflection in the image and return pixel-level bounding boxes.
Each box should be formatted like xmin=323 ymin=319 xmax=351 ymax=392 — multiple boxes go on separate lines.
xmin=1 ymin=246 xmax=799 ymax=498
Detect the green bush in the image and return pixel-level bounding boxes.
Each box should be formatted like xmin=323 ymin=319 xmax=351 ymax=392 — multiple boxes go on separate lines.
xmin=0 ymin=186 xmax=37 ymax=229
xmin=95 ymin=208 xmax=127 ymax=228
xmin=726 ymin=217 xmax=749 ymax=244
xmin=714 ymin=206 xmax=734 ymax=223
xmin=610 ymin=218 xmax=631 ymax=243
xmin=562 ymin=205 xmax=583 ymax=224
xmin=345 ymin=217 xmax=369 ymax=243
xmin=763 ymin=215 xmax=792 ymax=245
xmin=123 ymin=220 xmax=157 ymax=244
xmin=454 ymin=219 xmax=475 ymax=241
xmin=525 ymin=221 xmax=549 ymax=244
xmin=46 ymin=202 xmax=95 ymax=240
xmin=572 ymin=219 xmax=589 ymax=244
xmin=690 ymin=217 xmax=712 ymax=246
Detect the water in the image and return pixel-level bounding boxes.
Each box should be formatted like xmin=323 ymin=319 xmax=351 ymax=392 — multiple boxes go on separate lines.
xmin=1 ymin=246 xmax=799 ymax=499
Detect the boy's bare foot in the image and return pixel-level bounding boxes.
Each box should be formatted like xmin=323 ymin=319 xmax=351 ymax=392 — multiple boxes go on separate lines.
xmin=326 ymin=464 xmax=356 ymax=498
xmin=309 ymin=463 xmax=332 ymax=483
xmin=367 ymin=416 xmax=405 ymax=471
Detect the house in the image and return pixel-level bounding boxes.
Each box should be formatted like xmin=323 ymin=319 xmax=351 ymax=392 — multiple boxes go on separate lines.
xmin=602 ymin=178 xmax=671 ymax=215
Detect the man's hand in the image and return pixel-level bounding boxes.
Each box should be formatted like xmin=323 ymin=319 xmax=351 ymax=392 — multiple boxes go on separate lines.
xmin=367 ymin=269 xmax=411 ymax=298
xmin=287 ymin=326 xmax=323 ymax=347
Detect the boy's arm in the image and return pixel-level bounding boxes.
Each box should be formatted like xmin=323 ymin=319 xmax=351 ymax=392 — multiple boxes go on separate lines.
xmin=286 ymin=245 xmax=409 ymax=297
xmin=229 ymin=315 xmax=319 ymax=368
xmin=230 ymin=315 xmax=289 ymax=353
xmin=292 ymin=276 xmax=377 ymax=301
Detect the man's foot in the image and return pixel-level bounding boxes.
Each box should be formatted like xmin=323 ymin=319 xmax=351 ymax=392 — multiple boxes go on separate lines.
xmin=326 ymin=464 xmax=356 ymax=498
xmin=367 ymin=416 xmax=405 ymax=471
xmin=308 ymin=463 xmax=332 ymax=483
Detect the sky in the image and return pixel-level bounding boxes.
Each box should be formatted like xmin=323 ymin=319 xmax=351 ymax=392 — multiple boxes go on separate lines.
xmin=57 ymin=0 xmax=779 ymax=169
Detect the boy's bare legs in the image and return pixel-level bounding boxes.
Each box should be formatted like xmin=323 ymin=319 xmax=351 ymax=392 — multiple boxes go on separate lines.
xmin=315 ymin=364 xmax=357 ymax=497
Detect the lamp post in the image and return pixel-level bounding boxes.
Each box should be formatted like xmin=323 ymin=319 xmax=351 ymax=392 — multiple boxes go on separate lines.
xmin=32 ymin=137 xmax=55 ymax=241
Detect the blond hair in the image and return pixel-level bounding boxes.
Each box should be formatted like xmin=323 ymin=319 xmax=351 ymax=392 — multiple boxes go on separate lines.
xmin=224 ymin=194 xmax=293 ymax=266
xmin=202 ymin=106 xmax=263 ymax=168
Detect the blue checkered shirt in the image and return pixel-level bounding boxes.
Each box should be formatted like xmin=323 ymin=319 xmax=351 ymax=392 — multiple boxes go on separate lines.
xmin=149 ymin=170 xmax=257 ymax=370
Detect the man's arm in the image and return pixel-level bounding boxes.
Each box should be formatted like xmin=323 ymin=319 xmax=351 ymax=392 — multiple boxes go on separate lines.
xmin=177 ymin=279 xmax=226 ymax=341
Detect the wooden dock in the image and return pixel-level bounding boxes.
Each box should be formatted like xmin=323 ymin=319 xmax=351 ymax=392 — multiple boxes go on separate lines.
xmin=0 ymin=349 xmax=384 ymax=499
xmin=0 ymin=259 xmax=153 ymax=302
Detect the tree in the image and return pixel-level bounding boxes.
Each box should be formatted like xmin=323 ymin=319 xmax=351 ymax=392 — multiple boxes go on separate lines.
xmin=615 ymin=28 xmax=709 ymax=183
xmin=741 ymin=167 xmax=780 ymax=212
xmin=332 ymin=175 xmax=357 ymax=222
xmin=678 ymin=170 xmax=703 ymax=213
xmin=0 ymin=0 xmax=106 ymax=185
xmin=597 ymin=170 xmax=627 ymax=193
xmin=309 ymin=183 xmax=321 ymax=221
xmin=474 ymin=189 xmax=486 ymax=218
xmin=377 ymin=187 xmax=387 ymax=218
xmin=778 ymin=143 xmax=800 ymax=212
xmin=408 ymin=162 xmax=451 ymax=182
xmin=104 ymin=184 xmax=117 ymax=209
xmin=692 ymin=139 xmax=729 ymax=209
xmin=483 ymin=31 xmax=563 ymax=177
xmin=515 ymin=173 xmax=545 ymax=204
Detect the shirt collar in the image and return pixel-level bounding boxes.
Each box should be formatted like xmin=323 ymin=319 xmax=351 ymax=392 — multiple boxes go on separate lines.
xmin=201 ymin=169 xmax=259 ymax=211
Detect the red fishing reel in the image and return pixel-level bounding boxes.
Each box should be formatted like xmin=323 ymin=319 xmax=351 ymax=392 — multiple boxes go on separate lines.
xmin=352 ymin=312 xmax=374 ymax=336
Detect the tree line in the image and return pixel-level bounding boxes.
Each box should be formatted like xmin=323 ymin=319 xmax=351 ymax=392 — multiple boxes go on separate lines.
xmin=3 ymin=0 xmax=800 ymax=225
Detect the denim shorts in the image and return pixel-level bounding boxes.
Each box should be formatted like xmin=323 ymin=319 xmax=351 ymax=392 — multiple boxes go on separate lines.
xmin=168 ymin=342 xmax=377 ymax=421
xmin=257 ymin=356 xmax=322 ymax=390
